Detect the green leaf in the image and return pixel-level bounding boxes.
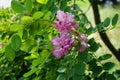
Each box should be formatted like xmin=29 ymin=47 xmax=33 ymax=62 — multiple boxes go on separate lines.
xmin=98 ymin=72 xmax=108 ymax=80
xmin=23 ymin=68 xmax=39 ymax=77
xmin=36 ymin=0 xmax=48 ymax=4
xmin=32 ymin=50 xmax=49 ymax=67
xmin=77 ymin=52 xmax=93 ymax=63
xmin=86 ymin=27 xmax=96 ymax=35
xmin=73 ymin=75 xmax=86 ymax=80
xmin=106 ymin=74 xmax=116 ymax=80
xmin=11 ymin=35 xmax=21 ymax=51
xmin=29 ymin=22 xmax=39 ymax=35
xmin=25 ymin=0 xmax=32 ymax=13
xmin=5 ymin=45 xmax=15 ymax=62
xmin=56 ymin=74 xmax=66 ymax=80
xmin=88 ymin=38 xmax=100 ymax=52
xmin=88 ymin=59 xmax=97 ymax=70
xmin=98 ymin=54 xmax=112 ymax=61
xmin=114 ymin=70 xmax=120 ymax=78
xmin=11 ymin=0 xmax=25 ymax=13
xmin=57 ymin=67 xmax=66 ymax=73
xmin=22 ymin=29 xmax=28 ymax=40
xmin=74 ymin=62 xmax=85 ymax=75
xmin=9 ymin=24 xmax=23 ymax=32
xmin=33 ymin=11 xmax=43 ymax=19
xmin=103 ymin=62 xmax=115 ymax=71
xmin=103 ymin=17 xmax=110 ymax=27
xmin=21 ymin=16 xmax=33 ymax=24
xmin=46 ymin=42 xmax=53 ymax=51
xmin=98 ymin=72 xmax=116 ymax=80
xmin=92 ymin=66 xmax=103 ymax=77
xmin=112 ymin=14 xmax=119 ymax=26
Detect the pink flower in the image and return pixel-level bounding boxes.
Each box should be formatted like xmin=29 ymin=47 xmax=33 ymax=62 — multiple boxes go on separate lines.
xmin=79 ymin=41 xmax=88 ymax=52
xmin=56 ymin=10 xmax=66 ymax=21
xmin=78 ymin=34 xmax=88 ymax=52
xmin=51 ymin=34 xmax=74 ymax=59
xmin=55 ymin=10 xmax=78 ymax=34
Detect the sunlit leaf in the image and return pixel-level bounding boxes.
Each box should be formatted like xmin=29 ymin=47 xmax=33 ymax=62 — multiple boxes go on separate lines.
xmin=36 ymin=0 xmax=48 ymax=4
xmin=11 ymin=0 xmax=25 ymax=13
xmin=5 ymin=45 xmax=15 ymax=62
xmin=11 ymin=35 xmax=21 ymax=51
xmin=33 ymin=11 xmax=43 ymax=19
xmin=25 ymin=0 xmax=33 ymax=13
xmin=21 ymin=16 xmax=33 ymax=24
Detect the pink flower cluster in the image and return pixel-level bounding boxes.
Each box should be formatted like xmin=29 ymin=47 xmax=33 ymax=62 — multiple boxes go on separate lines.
xmin=51 ymin=10 xmax=88 ymax=59
xmin=51 ymin=33 xmax=74 ymax=59
xmin=54 ymin=10 xmax=78 ymax=34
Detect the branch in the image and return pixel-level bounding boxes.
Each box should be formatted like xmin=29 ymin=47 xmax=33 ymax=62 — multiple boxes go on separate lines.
xmin=89 ymin=0 xmax=120 ymax=61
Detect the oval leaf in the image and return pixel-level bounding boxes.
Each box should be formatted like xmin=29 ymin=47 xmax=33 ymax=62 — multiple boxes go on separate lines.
xmin=57 ymin=74 xmax=66 ymax=80
xmin=11 ymin=0 xmax=25 ymax=13
xmin=77 ymin=52 xmax=93 ymax=63
xmin=33 ymin=11 xmax=43 ymax=19
xmin=22 ymin=29 xmax=28 ymax=40
xmin=74 ymin=62 xmax=85 ymax=75
xmin=103 ymin=17 xmax=110 ymax=27
xmin=112 ymin=14 xmax=119 ymax=26
xmin=36 ymin=0 xmax=48 ymax=4
xmin=57 ymin=67 xmax=66 ymax=73
xmin=98 ymin=54 xmax=112 ymax=61
xmin=11 ymin=35 xmax=21 ymax=51
xmin=103 ymin=62 xmax=115 ymax=71
xmin=5 ymin=45 xmax=15 ymax=62
xmin=25 ymin=0 xmax=32 ymax=13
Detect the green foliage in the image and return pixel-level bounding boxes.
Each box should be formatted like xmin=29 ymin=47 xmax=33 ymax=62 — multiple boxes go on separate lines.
xmin=0 ymin=0 xmax=119 ymax=80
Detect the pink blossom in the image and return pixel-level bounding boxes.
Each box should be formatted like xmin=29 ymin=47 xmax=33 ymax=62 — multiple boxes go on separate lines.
xmin=51 ymin=34 xmax=74 ymax=59
xmin=55 ymin=10 xmax=78 ymax=33
xmin=56 ymin=10 xmax=66 ymax=21
xmin=79 ymin=41 xmax=88 ymax=52
xmin=78 ymin=34 xmax=88 ymax=52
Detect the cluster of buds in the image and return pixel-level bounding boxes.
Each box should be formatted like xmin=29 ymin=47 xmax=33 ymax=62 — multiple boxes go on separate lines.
xmin=51 ymin=10 xmax=88 ymax=59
